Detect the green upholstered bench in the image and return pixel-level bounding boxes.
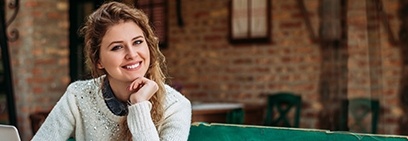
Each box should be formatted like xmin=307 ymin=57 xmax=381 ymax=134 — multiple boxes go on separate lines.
xmin=188 ymin=122 xmax=408 ymax=141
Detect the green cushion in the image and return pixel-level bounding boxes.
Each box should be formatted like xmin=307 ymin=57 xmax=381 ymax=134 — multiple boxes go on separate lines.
xmin=188 ymin=122 xmax=408 ymax=141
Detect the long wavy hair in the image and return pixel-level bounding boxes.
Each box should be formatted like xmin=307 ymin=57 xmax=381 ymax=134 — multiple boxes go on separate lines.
xmin=80 ymin=1 xmax=166 ymax=140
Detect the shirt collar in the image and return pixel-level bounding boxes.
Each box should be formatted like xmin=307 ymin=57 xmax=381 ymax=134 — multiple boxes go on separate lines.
xmin=102 ymin=78 xmax=128 ymax=116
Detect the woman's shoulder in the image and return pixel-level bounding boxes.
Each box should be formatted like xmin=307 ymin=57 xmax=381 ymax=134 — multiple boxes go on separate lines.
xmin=62 ymin=77 xmax=104 ymax=109
xmin=164 ymin=84 xmax=185 ymax=98
xmin=163 ymin=84 xmax=191 ymax=107
xmin=66 ymin=77 xmax=102 ymax=95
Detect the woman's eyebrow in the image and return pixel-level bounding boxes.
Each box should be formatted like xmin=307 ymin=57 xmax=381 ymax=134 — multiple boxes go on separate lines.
xmin=107 ymin=41 xmax=123 ymax=48
xmin=106 ymin=35 xmax=145 ymax=48
xmin=132 ymin=35 xmax=144 ymax=40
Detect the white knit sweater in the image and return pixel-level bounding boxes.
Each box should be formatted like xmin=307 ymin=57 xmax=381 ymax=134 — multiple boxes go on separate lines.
xmin=32 ymin=78 xmax=192 ymax=141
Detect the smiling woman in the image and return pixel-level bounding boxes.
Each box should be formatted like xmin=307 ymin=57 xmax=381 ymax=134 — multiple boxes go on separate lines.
xmin=31 ymin=2 xmax=191 ymax=141
xmin=98 ymin=21 xmax=152 ymax=103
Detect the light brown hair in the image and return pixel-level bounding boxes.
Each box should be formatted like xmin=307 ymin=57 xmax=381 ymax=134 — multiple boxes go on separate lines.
xmin=80 ymin=1 xmax=166 ymax=140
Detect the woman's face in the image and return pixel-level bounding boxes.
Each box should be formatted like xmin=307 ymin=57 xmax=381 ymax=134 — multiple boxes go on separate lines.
xmin=98 ymin=21 xmax=150 ymax=83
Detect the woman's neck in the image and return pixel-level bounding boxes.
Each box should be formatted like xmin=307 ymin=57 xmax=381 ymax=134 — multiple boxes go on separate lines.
xmin=106 ymin=76 xmax=131 ymax=102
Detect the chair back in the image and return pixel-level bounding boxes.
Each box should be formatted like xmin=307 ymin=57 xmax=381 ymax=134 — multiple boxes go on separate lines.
xmin=226 ymin=108 xmax=245 ymax=124
xmin=340 ymin=98 xmax=380 ymax=134
xmin=264 ymin=92 xmax=302 ymax=127
xmin=29 ymin=111 xmax=49 ymax=134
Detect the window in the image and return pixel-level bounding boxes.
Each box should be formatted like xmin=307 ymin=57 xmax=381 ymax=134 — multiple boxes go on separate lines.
xmin=230 ymin=0 xmax=270 ymax=44
xmin=135 ymin=0 xmax=168 ymax=48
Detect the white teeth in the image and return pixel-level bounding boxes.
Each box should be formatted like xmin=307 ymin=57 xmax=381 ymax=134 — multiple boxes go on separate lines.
xmin=126 ymin=63 xmax=140 ymax=69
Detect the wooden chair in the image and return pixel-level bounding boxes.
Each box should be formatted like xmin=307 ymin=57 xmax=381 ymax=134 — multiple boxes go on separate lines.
xmin=29 ymin=111 xmax=49 ymax=135
xmin=340 ymin=98 xmax=380 ymax=134
xmin=226 ymin=108 xmax=245 ymax=124
xmin=264 ymin=92 xmax=302 ymax=128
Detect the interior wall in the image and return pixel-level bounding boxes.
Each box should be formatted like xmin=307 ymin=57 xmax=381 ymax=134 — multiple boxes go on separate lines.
xmin=162 ymin=0 xmax=402 ymax=134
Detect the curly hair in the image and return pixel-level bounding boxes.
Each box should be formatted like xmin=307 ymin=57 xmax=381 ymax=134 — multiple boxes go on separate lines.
xmin=80 ymin=1 xmax=166 ymax=140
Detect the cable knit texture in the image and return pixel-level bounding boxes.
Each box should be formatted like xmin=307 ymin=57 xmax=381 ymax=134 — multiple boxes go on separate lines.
xmin=32 ymin=77 xmax=192 ymax=141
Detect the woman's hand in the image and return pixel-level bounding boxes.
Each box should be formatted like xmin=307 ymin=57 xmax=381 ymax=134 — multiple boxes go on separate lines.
xmin=127 ymin=77 xmax=158 ymax=104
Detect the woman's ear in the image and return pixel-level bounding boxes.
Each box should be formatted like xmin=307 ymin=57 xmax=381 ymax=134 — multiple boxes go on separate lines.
xmin=97 ymin=62 xmax=104 ymax=69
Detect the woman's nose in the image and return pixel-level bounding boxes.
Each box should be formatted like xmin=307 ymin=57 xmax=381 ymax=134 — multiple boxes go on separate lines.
xmin=125 ymin=45 xmax=137 ymax=59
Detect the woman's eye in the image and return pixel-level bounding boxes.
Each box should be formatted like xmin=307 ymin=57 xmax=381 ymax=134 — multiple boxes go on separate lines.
xmin=111 ymin=45 xmax=122 ymax=51
xmin=134 ymin=40 xmax=143 ymax=45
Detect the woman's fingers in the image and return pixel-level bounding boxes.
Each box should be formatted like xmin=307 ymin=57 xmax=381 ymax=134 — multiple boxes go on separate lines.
xmin=128 ymin=77 xmax=158 ymax=104
xmin=128 ymin=77 xmax=143 ymax=91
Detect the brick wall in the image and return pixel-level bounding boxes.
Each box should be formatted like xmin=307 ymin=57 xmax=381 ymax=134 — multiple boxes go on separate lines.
xmin=164 ymin=0 xmax=321 ymax=128
xmin=346 ymin=0 xmax=401 ymax=133
xmin=8 ymin=0 xmax=69 ymax=140
xmin=163 ymin=0 xmax=402 ymax=135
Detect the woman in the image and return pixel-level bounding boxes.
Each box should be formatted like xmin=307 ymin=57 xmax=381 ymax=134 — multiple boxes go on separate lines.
xmin=32 ymin=1 xmax=191 ymax=141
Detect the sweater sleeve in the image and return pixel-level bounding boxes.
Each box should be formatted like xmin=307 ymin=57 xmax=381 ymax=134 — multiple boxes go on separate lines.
xmin=126 ymin=85 xmax=192 ymax=141
xmin=31 ymin=83 xmax=79 ymax=141
xmin=127 ymin=101 xmax=159 ymax=141
xmin=159 ymin=86 xmax=191 ymax=141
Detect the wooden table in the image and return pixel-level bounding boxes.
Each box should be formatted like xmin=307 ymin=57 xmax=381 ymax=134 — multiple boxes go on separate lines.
xmin=192 ymin=102 xmax=265 ymax=125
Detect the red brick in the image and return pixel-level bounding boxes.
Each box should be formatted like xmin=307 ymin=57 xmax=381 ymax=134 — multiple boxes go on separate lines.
xmin=279 ymin=21 xmax=302 ymax=28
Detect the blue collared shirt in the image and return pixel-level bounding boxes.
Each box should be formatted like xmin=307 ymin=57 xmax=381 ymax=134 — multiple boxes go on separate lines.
xmin=102 ymin=78 xmax=128 ymax=116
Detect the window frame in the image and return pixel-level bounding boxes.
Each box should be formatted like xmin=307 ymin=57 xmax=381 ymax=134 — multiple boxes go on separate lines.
xmin=229 ymin=0 xmax=271 ymax=44
xmin=134 ymin=0 xmax=168 ymax=48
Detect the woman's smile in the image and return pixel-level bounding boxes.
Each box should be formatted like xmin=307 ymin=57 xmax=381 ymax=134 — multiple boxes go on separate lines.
xmin=123 ymin=61 xmax=142 ymax=69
